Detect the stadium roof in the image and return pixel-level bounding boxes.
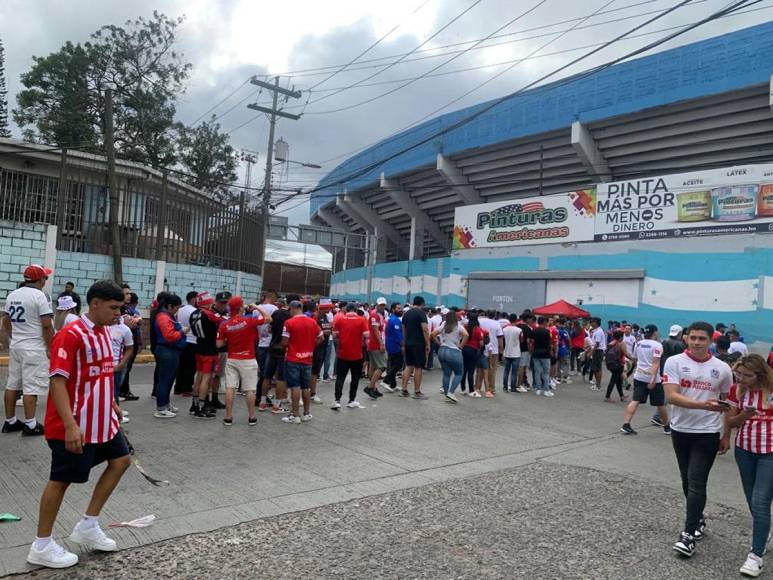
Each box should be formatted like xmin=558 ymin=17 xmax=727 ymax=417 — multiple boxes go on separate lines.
xmin=312 ymin=20 xmax=773 ymax=263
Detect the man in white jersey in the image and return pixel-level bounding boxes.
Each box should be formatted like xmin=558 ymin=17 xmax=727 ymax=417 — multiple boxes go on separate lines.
xmin=620 ymin=324 xmax=668 ymax=435
xmin=621 ymin=324 xmax=637 ymax=390
xmin=663 ymin=321 xmax=732 ymax=558
xmin=478 ymin=309 xmax=504 ymax=396
xmin=256 ymin=290 xmax=279 ymax=410
xmin=2 ymin=264 xmax=55 ymax=436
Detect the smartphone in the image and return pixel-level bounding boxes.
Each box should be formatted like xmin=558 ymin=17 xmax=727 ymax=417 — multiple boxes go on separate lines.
xmin=714 ymin=400 xmax=731 ymax=408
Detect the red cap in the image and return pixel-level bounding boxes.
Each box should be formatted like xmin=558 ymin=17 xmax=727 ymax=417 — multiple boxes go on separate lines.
xmin=23 ymin=264 xmax=53 ymax=282
xmin=196 ymin=291 xmax=214 ymax=307
xmin=228 ymin=295 xmax=244 ymax=312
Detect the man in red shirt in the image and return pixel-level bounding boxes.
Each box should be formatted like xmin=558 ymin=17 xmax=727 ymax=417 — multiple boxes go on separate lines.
xmin=280 ymin=300 xmax=323 ymax=424
xmin=331 ymin=302 xmax=369 ymax=410
xmin=364 ymin=297 xmax=388 ymax=400
xmin=216 ymin=296 xmax=271 ymax=426
xmin=27 ymin=281 xmax=130 ymax=569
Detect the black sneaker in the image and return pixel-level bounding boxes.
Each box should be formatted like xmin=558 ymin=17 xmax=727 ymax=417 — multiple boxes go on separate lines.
xmin=650 ymin=415 xmax=665 ymax=427
xmin=189 ymin=402 xmax=198 ymax=415
xmin=193 ymin=407 xmax=215 ymax=419
xmin=248 ymin=417 xmax=258 ymax=426
xmin=21 ymin=423 xmax=44 ymax=437
xmin=401 ymin=390 xmax=410 ymax=397
xmin=120 ymin=392 xmax=140 ymax=401
xmin=211 ymin=399 xmax=226 ymax=410
xmin=223 ymin=417 xmax=233 ymax=426
xmin=413 ymin=392 xmax=428 ymax=400
xmin=693 ymin=518 xmax=706 ymax=541
xmin=201 ymin=403 xmax=217 ymax=417
xmin=664 ymin=424 xmax=672 ymax=435
xmin=2 ymin=420 xmax=24 ymax=434
xmin=363 ymin=387 xmax=378 ymax=400
xmin=373 ymin=389 xmax=383 ymax=398
xmin=673 ymin=532 xmax=696 ymax=557
xmin=620 ymin=423 xmax=637 ymax=435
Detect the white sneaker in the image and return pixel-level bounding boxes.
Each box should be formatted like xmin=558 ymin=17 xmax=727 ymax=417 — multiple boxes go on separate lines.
xmin=154 ymin=409 xmax=177 ymax=419
xmin=469 ymin=391 xmax=482 ymax=398
xmin=516 ymin=386 xmax=528 ymax=393
xmin=445 ymin=393 xmax=458 ymax=403
xmin=281 ymin=415 xmax=301 ymax=424
xmin=740 ymin=552 xmax=763 ymax=577
xmin=311 ymin=395 xmax=323 ymax=404
xmin=301 ymin=414 xmax=313 ymax=422
xmin=121 ymin=415 xmax=130 ymax=424
xmin=26 ymin=539 xmax=78 ymax=568
xmin=69 ymin=521 xmax=117 ymax=551
xmin=121 ymin=410 xmax=129 ymax=417
xmin=167 ymin=404 xmax=179 ymax=413
xmin=380 ymin=382 xmax=395 ymax=393
xmin=16 ymin=398 xmax=24 ymax=407
xmin=330 ymin=401 xmax=341 ymax=410
xmin=347 ymin=400 xmax=364 ymax=409
xmin=544 ymin=391 xmax=555 ymax=398
xmin=536 ymin=390 xmax=543 ymax=396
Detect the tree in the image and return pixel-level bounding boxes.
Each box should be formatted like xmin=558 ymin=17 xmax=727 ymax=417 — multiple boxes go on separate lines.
xmin=14 ymin=12 xmax=190 ymax=166
xmin=176 ymin=116 xmax=239 ymax=203
xmin=0 ymin=38 xmax=11 ymax=138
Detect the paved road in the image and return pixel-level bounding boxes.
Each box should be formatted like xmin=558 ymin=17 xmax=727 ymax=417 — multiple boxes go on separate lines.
xmin=0 ymin=365 xmax=757 ymax=578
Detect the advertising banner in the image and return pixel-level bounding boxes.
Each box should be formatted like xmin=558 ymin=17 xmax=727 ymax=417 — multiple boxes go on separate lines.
xmin=452 ymin=189 xmax=597 ymax=249
xmin=594 ymin=163 xmax=773 ymax=242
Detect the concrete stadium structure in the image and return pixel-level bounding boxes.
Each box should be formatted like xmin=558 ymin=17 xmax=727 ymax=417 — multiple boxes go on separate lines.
xmin=310 ymin=21 xmax=773 ymax=347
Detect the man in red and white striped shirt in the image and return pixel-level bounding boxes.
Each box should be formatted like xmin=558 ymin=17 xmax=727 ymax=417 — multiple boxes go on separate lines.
xmin=27 ymin=281 xmax=131 ymax=570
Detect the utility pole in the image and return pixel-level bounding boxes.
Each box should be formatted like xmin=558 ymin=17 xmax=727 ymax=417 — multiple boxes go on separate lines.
xmin=104 ymin=89 xmax=123 ymax=284
xmin=247 ymin=76 xmax=302 ymax=287
xmin=238 ymin=150 xmax=258 ymax=272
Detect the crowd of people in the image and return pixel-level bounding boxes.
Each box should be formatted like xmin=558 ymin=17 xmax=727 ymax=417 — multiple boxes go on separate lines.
xmin=2 ymin=264 xmax=773 ymax=575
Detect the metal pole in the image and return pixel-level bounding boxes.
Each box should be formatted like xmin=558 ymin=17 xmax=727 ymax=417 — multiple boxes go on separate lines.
xmin=259 ymin=77 xmax=280 ymax=288
xmin=155 ymin=171 xmax=168 ymax=262
xmin=104 ymin=89 xmax=123 ymax=284
xmin=55 ymin=148 xmax=68 ymax=248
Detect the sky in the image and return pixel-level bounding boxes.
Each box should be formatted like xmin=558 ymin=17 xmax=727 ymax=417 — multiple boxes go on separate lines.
xmin=1 ymin=0 xmax=770 ymax=268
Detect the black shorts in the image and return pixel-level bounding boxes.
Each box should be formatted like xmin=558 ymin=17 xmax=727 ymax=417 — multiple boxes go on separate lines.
xmin=48 ymin=430 xmax=130 ymax=484
xmin=404 ymin=344 xmax=426 ymax=368
xmin=633 ymin=379 xmax=665 ymax=406
xmin=264 ymin=353 xmax=285 ymax=382
xmin=311 ymin=345 xmax=326 ymax=376
xmin=591 ymin=350 xmax=604 ymax=372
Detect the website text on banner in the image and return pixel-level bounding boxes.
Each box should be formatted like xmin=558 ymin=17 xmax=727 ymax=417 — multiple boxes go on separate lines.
xmin=452 ymin=189 xmax=597 ymax=249
xmin=595 ymin=164 xmax=773 ymax=242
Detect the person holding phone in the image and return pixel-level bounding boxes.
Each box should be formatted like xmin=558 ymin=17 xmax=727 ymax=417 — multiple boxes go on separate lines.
xmin=721 ymin=354 xmax=773 ymax=577
xmin=663 ymin=321 xmax=733 ymax=559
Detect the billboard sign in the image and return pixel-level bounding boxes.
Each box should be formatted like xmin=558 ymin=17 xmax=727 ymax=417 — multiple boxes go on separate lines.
xmin=594 ymin=164 xmax=773 ymax=242
xmin=452 ymin=189 xmax=597 ymax=249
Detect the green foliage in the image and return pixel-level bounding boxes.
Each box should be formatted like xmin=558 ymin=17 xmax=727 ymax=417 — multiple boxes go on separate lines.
xmin=176 ymin=116 xmax=239 ymax=203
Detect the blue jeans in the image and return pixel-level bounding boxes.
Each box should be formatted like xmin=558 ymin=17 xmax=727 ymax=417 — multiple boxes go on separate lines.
xmin=285 ymin=361 xmax=312 ymax=389
xmin=155 ymin=345 xmax=181 ymax=411
xmin=438 ymin=346 xmax=464 ymax=395
xmin=735 ymin=446 xmax=773 ymax=557
xmin=532 ymin=357 xmax=551 ymax=391
xmin=113 ymin=369 xmax=125 ymax=403
xmin=502 ymin=357 xmax=520 ymax=389
xmin=323 ymin=340 xmax=334 ymax=378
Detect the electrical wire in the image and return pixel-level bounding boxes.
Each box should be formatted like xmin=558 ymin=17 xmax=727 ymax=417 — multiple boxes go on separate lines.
xmin=274 ymin=0 xmax=761 ymax=209
xmin=188 ymin=78 xmax=252 ymax=126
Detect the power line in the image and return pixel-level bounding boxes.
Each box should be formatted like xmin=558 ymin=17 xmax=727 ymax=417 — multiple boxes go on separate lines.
xmin=301 ymin=0 xmax=485 ymax=109
xmin=188 ymin=78 xmax=252 ymax=126
xmin=275 ymin=0 xmax=760 ymax=209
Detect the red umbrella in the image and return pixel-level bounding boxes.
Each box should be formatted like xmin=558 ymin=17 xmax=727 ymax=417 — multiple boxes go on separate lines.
xmin=532 ymin=299 xmax=590 ymax=319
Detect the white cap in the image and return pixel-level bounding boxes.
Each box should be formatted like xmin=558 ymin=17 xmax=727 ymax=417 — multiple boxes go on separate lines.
xmin=57 ymin=295 xmax=77 ymax=311
xmin=440 ymin=307 xmax=449 ymax=315
xmin=376 ymin=297 xmax=387 ymax=305
xmin=669 ymin=324 xmax=683 ymax=337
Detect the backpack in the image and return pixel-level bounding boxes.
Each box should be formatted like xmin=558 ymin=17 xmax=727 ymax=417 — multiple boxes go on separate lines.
xmin=189 ymin=308 xmax=204 ymax=339
xmin=605 ymin=342 xmax=623 ymax=371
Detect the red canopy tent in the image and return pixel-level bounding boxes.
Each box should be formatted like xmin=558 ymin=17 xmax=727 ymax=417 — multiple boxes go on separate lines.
xmin=531 ymin=299 xmax=590 ymax=319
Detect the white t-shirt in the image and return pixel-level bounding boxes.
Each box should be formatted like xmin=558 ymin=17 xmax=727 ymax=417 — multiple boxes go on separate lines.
xmin=3 ymin=286 xmax=53 ymax=350
xmin=258 ymin=303 xmax=279 ymax=347
xmin=498 ymin=318 xmax=510 ymax=330
xmin=591 ymin=327 xmax=607 ymax=351
xmin=63 ymin=313 xmax=79 ymax=328
xmin=109 ymin=321 xmax=134 ymax=365
xmin=177 ymin=304 xmax=198 ymax=344
xmin=728 ymin=341 xmax=749 ymax=356
xmin=503 ymin=325 xmax=523 ymax=358
xmin=622 ymin=334 xmax=637 ymax=354
xmin=429 ymin=314 xmax=443 ymax=333
xmin=633 ymin=339 xmax=663 ymax=383
xmin=479 ymin=317 xmax=504 ymax=355
xmin=663 ymin=352 xmax=732 ymax=433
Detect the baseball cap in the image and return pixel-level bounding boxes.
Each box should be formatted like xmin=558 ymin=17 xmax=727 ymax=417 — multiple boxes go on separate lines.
xmin=440 ymin=307 xmax=449 ymax=315
xmin=215 ymin=291 xmax=232 ymax=303
xmin=289 ymin=300 xmax=303 ymax=309
xmin=376 ymin=297 xmax=387 ymax=305
xmin=196 ymin=291 xmax=214 ymax=307
xmin=668 ymin=324 xmax=683 ymax=337
xmin=227 ymin=296 xmax=244 ymax=311
xmin=57 ymin=295 xmax=77 ymax=311
xmin=716 ymin=322 xmax=727 ymax=330
xmin=24 ymin=264 xmax=53 ymax=282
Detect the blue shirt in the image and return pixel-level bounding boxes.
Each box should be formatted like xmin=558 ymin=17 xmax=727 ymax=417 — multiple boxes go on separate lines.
xmin=385 ymin=313 xmax=403 ymax=354
xmin=557 ymin=328 xmax=570 ymax=357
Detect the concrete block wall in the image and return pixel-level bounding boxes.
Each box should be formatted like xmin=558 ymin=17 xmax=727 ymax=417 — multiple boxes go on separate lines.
xmin=0 ymin=221 xmax=47 ymax=295
xmin=165 ymin=264 xmax=262 ymax=302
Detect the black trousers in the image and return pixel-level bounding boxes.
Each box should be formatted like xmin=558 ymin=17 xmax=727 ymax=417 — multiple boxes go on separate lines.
xmin=334 ymin=358 xmax=363 ymax=403
xmin=119 ymin=348 xmax=138 ymax=394
xmin=461 ymin=346 xmax=478 ymax=392
xmin=605 ymin=367 xmax=624 ymax=398
xmin=384 ymin=352 xmax=404 ymax=388
xmin=175 ymin=343 xmax=197 ymax=394
xmin=671 ymin=429 xmax=720 ymax=535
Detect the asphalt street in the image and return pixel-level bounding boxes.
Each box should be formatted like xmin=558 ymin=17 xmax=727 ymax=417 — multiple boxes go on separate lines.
xmin=0 ymin=364 xmax=759 ymax=578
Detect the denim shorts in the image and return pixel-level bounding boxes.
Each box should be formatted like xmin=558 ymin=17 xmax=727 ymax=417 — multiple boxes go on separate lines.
xmin=477 ymin=352 xmax=489 ymax=369
xmin=285 ymin=361 xmax=312 ymax=389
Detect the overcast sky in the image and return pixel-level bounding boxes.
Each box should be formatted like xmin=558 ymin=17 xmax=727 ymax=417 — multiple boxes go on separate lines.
xmin=1 ymin=0 xmax=769 ymax=267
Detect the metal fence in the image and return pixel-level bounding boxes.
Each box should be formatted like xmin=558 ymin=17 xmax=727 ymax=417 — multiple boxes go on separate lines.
xmin=0 ymin=152 xmax=263 ymax=275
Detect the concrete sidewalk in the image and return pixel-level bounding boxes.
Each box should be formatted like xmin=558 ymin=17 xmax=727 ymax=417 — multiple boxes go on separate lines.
xmin=0 ymin=366 xmax=752 ymax=577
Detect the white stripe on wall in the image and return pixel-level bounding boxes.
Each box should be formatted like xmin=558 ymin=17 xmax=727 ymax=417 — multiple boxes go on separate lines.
xmin=641 ymin=277 xmax=758 ymax=312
